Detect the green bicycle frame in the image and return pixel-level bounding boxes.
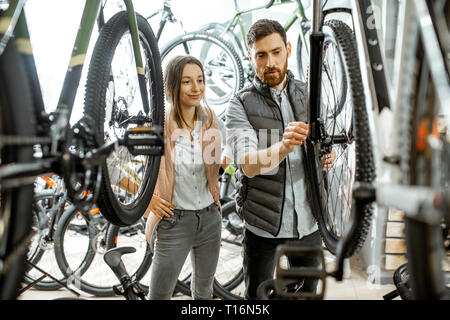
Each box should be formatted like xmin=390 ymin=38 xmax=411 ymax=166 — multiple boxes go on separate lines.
xmin=222 ymin=0 xmax=309 ymax=53
xmin=0 ymin=0 xmax=149 ymax=128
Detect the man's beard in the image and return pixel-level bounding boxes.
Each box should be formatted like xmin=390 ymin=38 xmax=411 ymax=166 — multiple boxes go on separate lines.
xmin=257 ymin=62 xmax=287 ymax=87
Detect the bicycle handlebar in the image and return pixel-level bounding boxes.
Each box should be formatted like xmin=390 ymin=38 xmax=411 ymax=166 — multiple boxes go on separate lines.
xmin=265 ymin=0 xmax=275 ymax=9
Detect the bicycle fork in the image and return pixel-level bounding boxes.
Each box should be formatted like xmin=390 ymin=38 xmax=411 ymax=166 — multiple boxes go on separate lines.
xmin=307 ymin=0 xmax=325 ymax=142
xmin=267 ymin=0 xmax=376 ymax=299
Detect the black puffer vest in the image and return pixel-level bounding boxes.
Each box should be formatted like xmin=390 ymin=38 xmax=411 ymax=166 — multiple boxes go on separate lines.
xmin=234 ymin=70 xmax=311 ymax=236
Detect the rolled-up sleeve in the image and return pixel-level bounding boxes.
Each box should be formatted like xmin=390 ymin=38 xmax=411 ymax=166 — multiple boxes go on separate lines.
xmin=224 ymin=96 xmax=258 ymax=167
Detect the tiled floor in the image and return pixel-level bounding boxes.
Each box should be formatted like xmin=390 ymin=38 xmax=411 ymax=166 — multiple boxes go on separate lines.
xmin=18 ymin=262 xmax=397 ymax=300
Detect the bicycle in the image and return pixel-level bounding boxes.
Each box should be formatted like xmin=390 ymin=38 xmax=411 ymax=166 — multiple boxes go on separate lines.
xmin=201 ymin=0 xmax=347 ymax=86
xmin=0 ymin=0 xmax=165 ymax=299
xmin=160 ymin=31 xmax=244 ymax=117
xmin=103 ymin=246 xmax=147 ymax=300
xmin=103 ymin=202 xmax=244 ymax=301
xmin=366 ymin=0 xmax=449 ymax=299
xmin=145 ymin=0 xmax=186 ymax=44
xmin=147 ymin=0 xmax=243 ymax=116
xmin=22 ymin=176 xmax=70 ymax=291
xmin=258 ymin=0 xmax=449 ymax=300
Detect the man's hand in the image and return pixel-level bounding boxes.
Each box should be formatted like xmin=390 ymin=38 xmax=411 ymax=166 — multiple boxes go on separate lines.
xmin=281 ymin=122 xmax=309 ymax=153
xmin=241 ymin=122 xmax=310 ymax=177
xmin=322 ymin=150 xmax=336 ymax=170
xmin=148 ymin=195 xmax=175 ymax=219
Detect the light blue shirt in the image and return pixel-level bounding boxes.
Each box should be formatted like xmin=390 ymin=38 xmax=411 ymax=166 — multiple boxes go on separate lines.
xmin=172 ymin=109 xmax=231 ymax=210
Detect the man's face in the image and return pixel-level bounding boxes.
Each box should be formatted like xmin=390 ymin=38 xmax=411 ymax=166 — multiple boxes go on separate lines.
xmin=248 ymin=32 xmax=291 ymax=90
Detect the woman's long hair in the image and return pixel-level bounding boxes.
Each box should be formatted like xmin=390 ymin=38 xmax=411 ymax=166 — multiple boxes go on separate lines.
xmin=164 ymin=55 xmax=206 ymax=129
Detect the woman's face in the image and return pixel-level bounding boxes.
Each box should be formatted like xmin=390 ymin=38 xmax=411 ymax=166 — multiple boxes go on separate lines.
xmin=179 ymin=63 xmax=205 ymax=110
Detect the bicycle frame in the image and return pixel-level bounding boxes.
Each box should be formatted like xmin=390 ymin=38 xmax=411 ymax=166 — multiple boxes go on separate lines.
xmin=0 ymin=0 xmax=148 ymax=183
xmin=222 ymin=0 xmax=309 ymax=54
xmin=350 ymin=0 xmax=449 ymax=220
xmin=146 ymin=0 xmax=184 ymax=42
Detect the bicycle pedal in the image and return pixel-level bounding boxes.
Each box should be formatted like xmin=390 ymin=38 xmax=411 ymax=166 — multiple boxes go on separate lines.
xmin=273 ymin=243 xmax=327 ymax=299
xmin=113 ymin=285 xmax=124 ymax=296
xmin=123 ymin=125 xmax=164 ymax=156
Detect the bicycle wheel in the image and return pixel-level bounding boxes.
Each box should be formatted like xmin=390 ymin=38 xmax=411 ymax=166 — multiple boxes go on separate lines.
xmin=399 ymin=22 xmax=449 ymax=299
xmin=105 ymin=219 xmax=153 ymax=295
xmin=297 ymin=21 xmax=348 ymax=117
xmin=305 ymin=20 xmax=375 ymax=256
xmin=23 ymin=190 xmax=66 ymax=290
xmin=54 ymin=205 xmax=101 ymax=295
xmin=84 ymin=11 xmax=164 ymax=227
xmin=161 ymin=31 xmax=244 ymax=117
xmin=198 ymin=22 xmax=245 ymax=57
xmin=0 ymin=40 xmax=35 ymax=299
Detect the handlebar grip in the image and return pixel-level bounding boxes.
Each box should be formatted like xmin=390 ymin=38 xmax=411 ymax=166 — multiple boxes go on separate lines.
xmin=265 ymin=0 xmax=275 ymax=9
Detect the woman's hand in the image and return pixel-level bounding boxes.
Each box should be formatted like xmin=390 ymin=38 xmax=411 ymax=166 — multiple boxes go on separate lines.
xmin=148 ymin=194 xmax=176 ymax=219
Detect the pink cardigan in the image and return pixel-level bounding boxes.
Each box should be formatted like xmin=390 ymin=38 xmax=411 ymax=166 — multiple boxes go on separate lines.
xmin=145 ymin=106 xmax=222 ymax=244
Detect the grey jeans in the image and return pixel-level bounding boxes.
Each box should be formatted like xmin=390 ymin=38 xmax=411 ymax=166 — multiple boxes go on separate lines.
xmin=147 ymin=202 xmax=222 ymax=300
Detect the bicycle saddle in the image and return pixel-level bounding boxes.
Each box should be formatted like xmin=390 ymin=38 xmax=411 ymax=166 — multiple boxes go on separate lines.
xmin=104 ymin=247 xmax=136 ymax=268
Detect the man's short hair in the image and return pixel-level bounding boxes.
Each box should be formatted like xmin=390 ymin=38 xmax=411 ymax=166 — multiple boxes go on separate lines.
xmin=246 ymin=19 xmax=287 ymax=48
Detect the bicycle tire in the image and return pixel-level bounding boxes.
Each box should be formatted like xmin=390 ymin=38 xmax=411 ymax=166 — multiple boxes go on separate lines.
xmin=84 ymin=11 xmax=164 ymax=227
xmin=296 ymin=21 xmax=348 ymax=118
xmin=54 ymin=205 xmax=98 ymax=294
xmin=305 ymin=20 xmax=375 ymax=257
xmin=198 ymin=22 xmax=245 ymax=57
xmin=161 ymin=31 xmax=244 ymax=116
xmin=23 ymin=191 xmax=66 ymax=290
xmin=0 ymin=40 xmax=36 ymax=300
xmin=104 ymin=219 xmax=153 ymax=295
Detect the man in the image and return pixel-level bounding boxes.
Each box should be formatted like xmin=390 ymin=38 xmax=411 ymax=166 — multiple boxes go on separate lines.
xmin=225 ymin=19 xmax=336 ymax=299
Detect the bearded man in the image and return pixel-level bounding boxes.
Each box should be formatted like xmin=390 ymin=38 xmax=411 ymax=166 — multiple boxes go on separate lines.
xmin=225 ymin=19 xmax=336 ymax=300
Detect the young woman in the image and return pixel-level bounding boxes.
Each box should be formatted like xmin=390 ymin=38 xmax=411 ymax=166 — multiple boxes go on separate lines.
xmin=144 ymin=55 xmax=229 ymax=300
